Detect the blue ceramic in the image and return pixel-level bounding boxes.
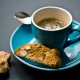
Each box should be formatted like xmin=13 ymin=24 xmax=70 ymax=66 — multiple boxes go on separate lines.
xmin=10 ymin=20 xmax=80 ymax=71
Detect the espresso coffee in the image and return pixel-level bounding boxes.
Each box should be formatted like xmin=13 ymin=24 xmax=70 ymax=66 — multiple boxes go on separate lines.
xmin=37 ymin=18 xmax=65 ymax=30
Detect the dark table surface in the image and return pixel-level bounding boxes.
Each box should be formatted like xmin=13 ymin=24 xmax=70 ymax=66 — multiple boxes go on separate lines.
xmin=0 ymin=0 xmax=80 ymax=80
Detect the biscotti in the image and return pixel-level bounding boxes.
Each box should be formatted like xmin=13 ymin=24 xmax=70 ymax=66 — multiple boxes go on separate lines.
xmin=0 ymin=51 xmax=11 ymax=74
xmin=14 ymin=44 xmax=61 ymax=67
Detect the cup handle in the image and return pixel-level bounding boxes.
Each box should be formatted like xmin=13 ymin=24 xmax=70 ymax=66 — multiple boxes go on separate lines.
xmin=65 ymin=22 xmax=80 ymax=47
xmin=14 ymin=12 xmax=31 ymax=24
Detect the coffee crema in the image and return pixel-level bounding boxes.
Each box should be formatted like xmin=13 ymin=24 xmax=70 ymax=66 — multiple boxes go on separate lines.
xmin=37 ymin=18 xmax=65 ymax=30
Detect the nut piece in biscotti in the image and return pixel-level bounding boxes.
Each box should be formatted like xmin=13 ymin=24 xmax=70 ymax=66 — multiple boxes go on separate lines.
xmin=14 ymin=44 xmax=61 ymax=67
xmin=14 ymin=45 xmax=29 ymax=57
xmin=0 ymin=51 xmax=11 ymax=74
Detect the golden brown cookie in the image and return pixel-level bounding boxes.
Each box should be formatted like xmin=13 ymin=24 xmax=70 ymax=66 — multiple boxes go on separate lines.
xmin=14 ymin=44 xmax=61 ymax=67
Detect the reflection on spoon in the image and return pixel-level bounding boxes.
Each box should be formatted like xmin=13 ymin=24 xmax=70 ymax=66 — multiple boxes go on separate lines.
xmin=64 ymin=41 xmax=80 ymax=60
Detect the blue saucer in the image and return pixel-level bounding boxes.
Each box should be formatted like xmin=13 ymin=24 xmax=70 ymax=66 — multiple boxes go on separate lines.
xmin=10 ymin=20 xmax=80 ymax=71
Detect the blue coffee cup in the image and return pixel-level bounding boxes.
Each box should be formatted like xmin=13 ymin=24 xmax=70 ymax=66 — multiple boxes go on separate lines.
xmin=31 ymin=6 xmax=80 ymax=51
xmin=15 ymin=6 xmax=80 ymax=51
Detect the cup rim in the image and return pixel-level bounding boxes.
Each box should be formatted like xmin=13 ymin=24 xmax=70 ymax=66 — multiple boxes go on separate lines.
xmin=32 ymin=6 xmax=73 ymax=31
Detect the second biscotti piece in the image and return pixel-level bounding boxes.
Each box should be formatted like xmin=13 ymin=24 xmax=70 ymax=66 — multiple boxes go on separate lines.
xmin=0 ymin=51 xmax=11 ymax=74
